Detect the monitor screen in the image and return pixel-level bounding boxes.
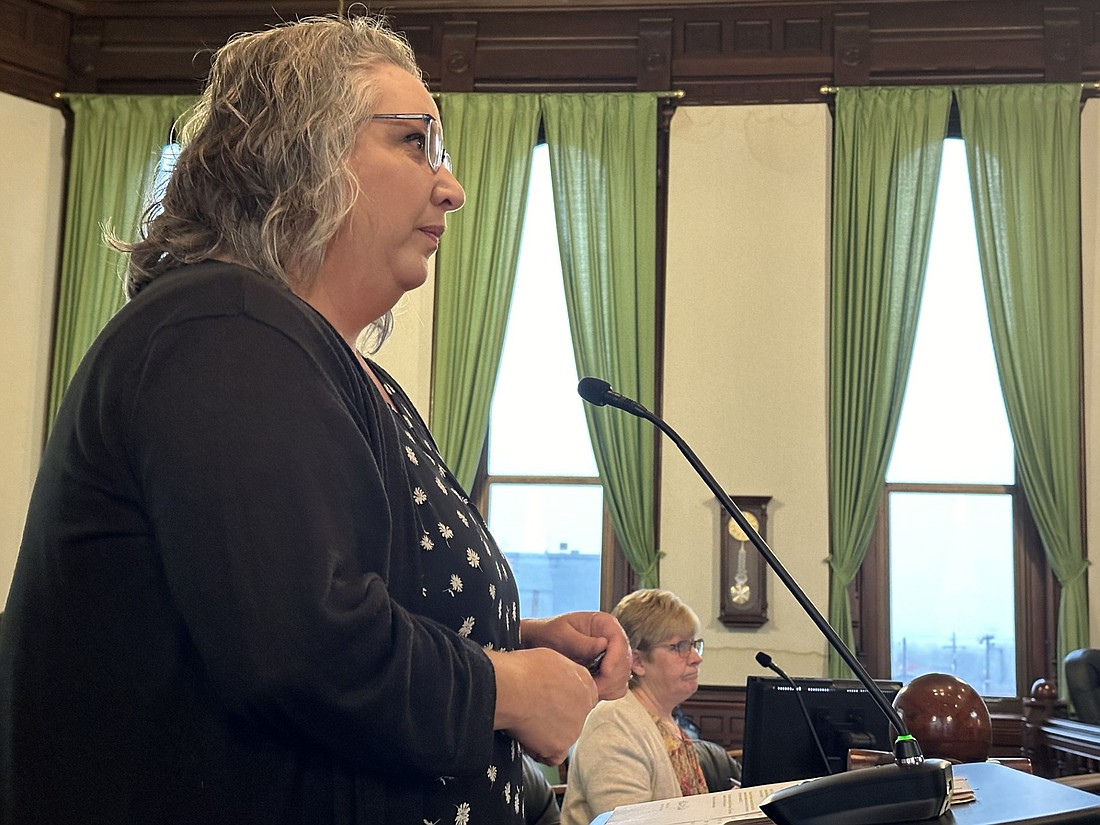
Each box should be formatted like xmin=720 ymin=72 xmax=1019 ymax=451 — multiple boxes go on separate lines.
xmin=739 ymin=675 xmax=902 ymax=787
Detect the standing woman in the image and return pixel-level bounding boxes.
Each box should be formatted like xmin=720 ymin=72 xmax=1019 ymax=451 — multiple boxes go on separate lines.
xmin=561 ymin=590 xmax=708 ymax=825
xmin=0 ymin=14 xmax=629 ymax=825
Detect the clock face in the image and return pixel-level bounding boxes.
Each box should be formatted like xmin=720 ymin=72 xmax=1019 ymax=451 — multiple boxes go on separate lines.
xmin=726 ymin=510 xmax=760 ymax=543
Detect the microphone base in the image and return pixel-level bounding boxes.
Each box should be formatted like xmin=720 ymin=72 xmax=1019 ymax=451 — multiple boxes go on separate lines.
xmin=759 ymin=759 xmax=953 ymax=825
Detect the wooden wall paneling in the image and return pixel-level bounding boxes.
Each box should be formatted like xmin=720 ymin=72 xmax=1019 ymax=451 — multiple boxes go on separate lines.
xmin=452 ymin=11 xmax=641 ymax=92
xmin=5 ymin=2 xmax=1100 ymax=106
xmin=833 ymin=11 xmax=869 ymax=87
xmin=1046 ymin=6 xmax=1084 ymax=82
xmin=0 ymin=0 xmax=71 ymax=103
xmin=440 ymin=20 xmax=476 ymax=92
xmin=679 ymin=684 xmax=747 ymax=751
xmin=637 ymin=17 xmax=672 ymax=92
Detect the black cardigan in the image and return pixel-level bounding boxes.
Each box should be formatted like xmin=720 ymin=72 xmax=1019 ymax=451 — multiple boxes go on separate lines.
xmin=0 ymin=262 xmax=501 ymax=824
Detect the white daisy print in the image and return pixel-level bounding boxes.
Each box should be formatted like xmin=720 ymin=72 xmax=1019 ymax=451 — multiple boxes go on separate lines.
xmin=413 ymin=487 xmax=427 ymax=505
xmin=458 ymin=616 xmax=475 ymax=637
xmin=487 ymin=765 xmax=497 ymax=784
xmin=504 ymin=783 xmax=512 ymax=804
xmin=420 ymin=534 xmax=435 ymax=551
xmin=455 ymin=802 xmax=471 ymax=825
xmin=439 ymin=522 xmax=454 ymax=540
xmin=435 ymin=477 xmax=448 ymax=494
xmin=447 ymin=575 xmax=463 ymax=596
xmin=489 ymin=583 xmax=496 ymax=600
xmin=466 ymin=548 xmax=481 ymax=568
xmin=405 ymin=446 xmax=419 ymax=465
xmin=456 ymin=511 xmax=469 ymax=527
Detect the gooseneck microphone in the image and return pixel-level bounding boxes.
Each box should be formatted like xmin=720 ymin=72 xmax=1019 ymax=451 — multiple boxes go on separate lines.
xmin=578 ymin=377 xmax=952 ymax=825
xmin=756 ymin=651 xmax=833 ymax=777
xmin=577 ymin=376 xmax=649 ymax=416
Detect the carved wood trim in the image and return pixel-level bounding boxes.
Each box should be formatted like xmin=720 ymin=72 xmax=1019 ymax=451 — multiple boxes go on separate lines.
xmin=5 ymin=1 xmax=1100 ymax=107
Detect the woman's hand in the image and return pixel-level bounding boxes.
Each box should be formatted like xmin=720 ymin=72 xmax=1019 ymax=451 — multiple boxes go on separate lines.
xmin=520 ymin=611 xmax=632 ymax=700
xmin=487 ymin=647 xmax=598 ymax=765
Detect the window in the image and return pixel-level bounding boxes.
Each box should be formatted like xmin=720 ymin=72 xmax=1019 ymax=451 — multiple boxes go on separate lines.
xmin=479 ymin=144 xmax=607 ymax=619
xmin=856 ymin=137 xmax=1054 ymax=698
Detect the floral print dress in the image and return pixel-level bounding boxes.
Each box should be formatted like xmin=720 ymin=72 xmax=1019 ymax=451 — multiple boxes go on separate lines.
xmin=375 ymin=365 xmax=526 ymax=825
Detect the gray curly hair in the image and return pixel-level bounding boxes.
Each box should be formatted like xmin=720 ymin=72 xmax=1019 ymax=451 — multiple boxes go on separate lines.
xmin=115 ymin=14 xmax=422 ymax=348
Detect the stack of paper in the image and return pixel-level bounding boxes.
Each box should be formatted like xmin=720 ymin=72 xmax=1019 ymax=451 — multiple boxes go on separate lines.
xmin=604 ymin=775 xmax=975 ymax=825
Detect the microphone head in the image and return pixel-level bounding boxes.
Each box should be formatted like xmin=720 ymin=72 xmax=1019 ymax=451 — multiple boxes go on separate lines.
xmin=755 ymin=651 xmax=773 ymax=668
xmin=577 ymin=377 xmax=612 ymax=406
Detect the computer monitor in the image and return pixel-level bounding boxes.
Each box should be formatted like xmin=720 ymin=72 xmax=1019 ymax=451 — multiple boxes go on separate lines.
xmin=739 ymin=675 xmax=903 ymax=787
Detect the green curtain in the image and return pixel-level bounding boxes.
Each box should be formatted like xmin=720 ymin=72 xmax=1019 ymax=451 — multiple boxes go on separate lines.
xmin=828 ymin=87 xmax=952 ymax=676
xmin=48 ymin=94 xmax=197 ymax=426
xmin=541 ymin=94 xmax=659 ymax=586
xmin=432 ymin=94 xmax=541 ymax=490
xmin=956 ymin=84 xmax=1087 ymax=681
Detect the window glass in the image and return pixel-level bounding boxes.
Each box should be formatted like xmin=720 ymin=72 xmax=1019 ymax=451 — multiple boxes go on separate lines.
xmin=488 ymin=145 xmax=597 ymax=478
xmin=485 ymin=143 xmax=603 ymax=619
xmin=488 ymin=483 xmax=603 ymax=617
xmin=147 ymin=143 xmax=181 ymax=218
xmin=885 ymin=139 xmax=1017 ymax=696
xmin=887 ymin=140 xmax=1013 ymax=486
xmin=888 ymin=492 xmax=1016 ymax=695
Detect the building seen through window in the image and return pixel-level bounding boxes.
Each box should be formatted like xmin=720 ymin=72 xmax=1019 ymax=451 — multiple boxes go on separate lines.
xmin=885 ymin=138 xmax=1017 ymax=696
xmin=484 ymin=143 xmax=604 ymax=619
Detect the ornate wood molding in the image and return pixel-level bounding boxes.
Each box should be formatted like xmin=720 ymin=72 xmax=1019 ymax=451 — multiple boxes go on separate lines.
xmin=4 ymin=1 xmax=1100 ymax=106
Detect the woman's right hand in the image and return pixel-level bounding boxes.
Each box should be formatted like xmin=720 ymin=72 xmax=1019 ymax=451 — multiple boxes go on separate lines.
xmin=486 ymin=647 xmax=598 ymax=765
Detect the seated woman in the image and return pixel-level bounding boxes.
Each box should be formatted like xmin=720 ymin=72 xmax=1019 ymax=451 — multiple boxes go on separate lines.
xmin=560 ymin=589 xmax=708 ymax=825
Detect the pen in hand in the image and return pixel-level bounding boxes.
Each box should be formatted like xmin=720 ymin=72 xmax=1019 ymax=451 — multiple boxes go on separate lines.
xmin=586 ymin=650 xmax=606 ymax=674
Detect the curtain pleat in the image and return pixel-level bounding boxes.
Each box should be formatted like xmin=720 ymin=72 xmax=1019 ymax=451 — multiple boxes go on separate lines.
xmin=828 ymin=87 xmax=951 ymax=676
xmin=48 ymin=94 xmax=197 ymax=427
xmin=957 ymin=84 xmax=1087 ymax=686
xmin=541 ymin=93 xmax=659 ymax=586
xmin=431 ymin=94 xmax=542 ymax=490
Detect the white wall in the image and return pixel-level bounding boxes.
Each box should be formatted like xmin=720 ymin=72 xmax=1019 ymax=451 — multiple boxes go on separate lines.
xmin=662 ymin=105 xmax=833 ymax=683
xmin=0 ymin=92 xmax=65 ymax=606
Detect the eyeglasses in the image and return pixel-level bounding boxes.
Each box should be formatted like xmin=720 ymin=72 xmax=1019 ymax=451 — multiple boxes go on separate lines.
xmin=372 ymin=113 xmax=452 ymax=173
xmin=654 ymin=638 xmax=705 ymax=658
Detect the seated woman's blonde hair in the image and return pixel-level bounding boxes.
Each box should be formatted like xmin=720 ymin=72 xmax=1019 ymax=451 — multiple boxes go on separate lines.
xmin=612 ymin=588 xmax=700 ymax=654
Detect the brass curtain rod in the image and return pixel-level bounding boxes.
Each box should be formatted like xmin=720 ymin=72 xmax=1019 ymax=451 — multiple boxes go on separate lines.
xmin=433 ymin=89 xmax=685 ymax=99
xmin=821 ymin=81 xmax=1100 ymax=95
xmin=55 ymin=89 xmax=687 ymax=101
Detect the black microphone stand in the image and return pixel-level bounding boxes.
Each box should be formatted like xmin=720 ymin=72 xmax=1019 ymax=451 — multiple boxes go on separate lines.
xmin=578 ymin=377 xmax=952 ymax=825
xmin=755 ymin=651 xmax=833 ymax=777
